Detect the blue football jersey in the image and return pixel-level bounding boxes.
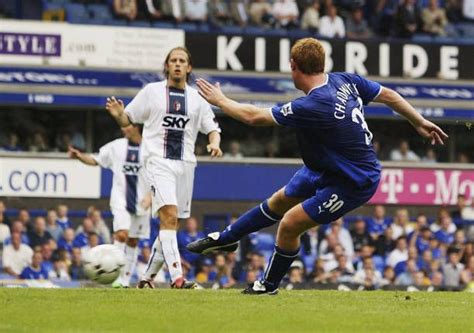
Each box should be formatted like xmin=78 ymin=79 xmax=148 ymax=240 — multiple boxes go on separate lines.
xmin=271 ymin=72 xmax=382 ymax=187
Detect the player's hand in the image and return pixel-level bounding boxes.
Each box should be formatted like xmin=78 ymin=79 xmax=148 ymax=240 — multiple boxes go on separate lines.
xmin=140 ymin=193 xmax=152 ymax=210
xmin=196 ymin=79 xmax=226 ymax=107
xmin=415 ymin=119 xmax=448 ymax=145
xmin=207 ymin=143 xmax=223 ymax=158
xmin=105 ymin=96 xmax=125 ymax=118
xmin=68 ymin=145 xmax=81 ymax=159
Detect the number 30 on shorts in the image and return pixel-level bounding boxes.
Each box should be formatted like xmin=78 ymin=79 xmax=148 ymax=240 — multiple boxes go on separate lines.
xmin=322 ymin=194 xmax=344 ymax=213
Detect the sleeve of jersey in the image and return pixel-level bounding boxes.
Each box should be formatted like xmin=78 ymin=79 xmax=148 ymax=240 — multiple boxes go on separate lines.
xmin=270 ymin=99 xmax=320 ymax=128
xmin=199 ymin=103 xmax=221 ymax=134
xmin=124 ymin=86 xmax=150 ymax=124
xmin=92 ymin=143 xmax=113 ymax=169
xmin=352 ymin=74 xmax=382 ymax=105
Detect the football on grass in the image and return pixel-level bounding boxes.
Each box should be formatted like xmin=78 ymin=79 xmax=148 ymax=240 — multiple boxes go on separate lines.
xmin=83 ymin=244 xmax=125 ymax=284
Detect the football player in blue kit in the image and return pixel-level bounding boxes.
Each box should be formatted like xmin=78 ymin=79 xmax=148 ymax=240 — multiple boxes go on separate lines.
xmin=190 ymin=38 xmax=448 ymax=295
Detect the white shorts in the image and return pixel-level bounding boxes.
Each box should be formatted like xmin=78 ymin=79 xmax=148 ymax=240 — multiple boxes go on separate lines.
xmin=146 ymin=157 xmax=195 ymax=219
xmin=112 ymin=209 xmax=150 ymax=239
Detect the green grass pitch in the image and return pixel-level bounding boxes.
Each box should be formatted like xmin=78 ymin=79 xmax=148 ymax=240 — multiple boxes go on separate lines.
xmin=0 ymin=289 xmax=472 ymax=332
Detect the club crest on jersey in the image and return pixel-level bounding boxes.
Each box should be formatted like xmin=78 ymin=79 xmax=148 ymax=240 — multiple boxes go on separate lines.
xmin=280 ymin=103 xmax=293 ymax=116
xmin=173 ymin=101 xmax=181 ymax=112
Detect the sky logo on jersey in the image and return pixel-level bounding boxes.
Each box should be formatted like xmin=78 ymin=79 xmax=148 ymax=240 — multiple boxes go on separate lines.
xmin=122 ymin=164 xmax=141 ymax=174
xmin=162 ymin=116 xmax=190 ymax=130
xmin=280 ymin=103 xmax=293 ymax=116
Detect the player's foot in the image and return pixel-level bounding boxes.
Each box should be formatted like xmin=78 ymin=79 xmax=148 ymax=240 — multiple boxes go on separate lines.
xmin=137 ymin=279 xmax=154 ymax=289
xmin=242 ymin=281 xmax=278 ymax=295
xmin=171 ymin=277 xmax=198 ymax=289
xmin=186 ymin=232 xmax=238 ymax=255
xmin=111 ymin=281 xmax=129 ymax=288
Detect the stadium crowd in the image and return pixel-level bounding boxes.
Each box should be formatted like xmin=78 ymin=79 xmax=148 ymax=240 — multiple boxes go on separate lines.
xmin=1 ymin=198 xmax=473 ymax=290
xmin=1 ymin=0 xmax=474 ymax=40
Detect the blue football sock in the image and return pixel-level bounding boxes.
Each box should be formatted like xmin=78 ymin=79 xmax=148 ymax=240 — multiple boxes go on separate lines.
xmin=218 ymin=200 xmax=282 ymax=244
xmin=263 ymin=245 xmax=299 ymax=291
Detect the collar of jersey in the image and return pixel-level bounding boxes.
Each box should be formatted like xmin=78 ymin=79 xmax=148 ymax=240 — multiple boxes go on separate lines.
xmin=307 ymin=74 xmax=329 ymax=95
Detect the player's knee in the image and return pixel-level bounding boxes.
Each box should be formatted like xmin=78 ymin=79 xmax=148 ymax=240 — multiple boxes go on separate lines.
xmin=278 ymin=218 xmax=299 ymax=238
xmin=114 ymin=230 xmax=128 ymax=243
xmin=159 ymin=206 xmax=178 ymax=229
xmin=126 ymin=237 xmax=138 ymax=247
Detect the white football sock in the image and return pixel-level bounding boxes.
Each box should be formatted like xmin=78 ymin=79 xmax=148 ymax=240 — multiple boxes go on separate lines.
xmin=120 ymin=244 xmax=138 ymax=287
xmin=159 ymin=229 xmax=183 ymax=283
xmin=142 ymin=236 xmax=165 ymax=281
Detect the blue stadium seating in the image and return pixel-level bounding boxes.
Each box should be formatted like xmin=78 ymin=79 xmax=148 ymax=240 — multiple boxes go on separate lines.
xmin=128 ymin=20 xmax=151 ymax=27
xmin=65 ymin=3 xmax=89 ymax=24
xmin=87 ymin=4 xmax=112 ymax=21
xmin=152 ymin=21 xmax=176 ymax=29
xmin=179 ymin=22 xmax=198 ymax=32
xmin=202 ymin=213 xmax=231 ymax=234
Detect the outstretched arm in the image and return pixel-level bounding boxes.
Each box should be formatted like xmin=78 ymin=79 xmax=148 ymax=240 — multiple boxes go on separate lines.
xmin=374 ymin=87 xmax=448 ymax=145
xmin=207 ymin=130 xmax=223 ymax=158
xmin=68 ymin=146 xmax=98 ymax=166
xmin=196 ymin=79 xmax=275 ymax=127
xmin=105 ymin=96 xmax=131 ymax=128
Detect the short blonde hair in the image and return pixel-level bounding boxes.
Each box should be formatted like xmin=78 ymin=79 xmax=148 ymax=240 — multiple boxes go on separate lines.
xmin=290 ymin=38 xmax=325 ymax=75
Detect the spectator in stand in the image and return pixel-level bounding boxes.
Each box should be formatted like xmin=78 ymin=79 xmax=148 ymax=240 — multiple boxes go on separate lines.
xmin=346 ymin=7 xmax=372 ymax=39
xmin=286 ymin=260 xmax=305 ymax=286
xmin=463 ymin=0 xmax=474 ymax=20
xmin=353 ymin=257 xmax=383 ymax=289
xmin=451 ymin=194 xmax=466 ymax=220
xmin=160 ymin=0 xmax=185 ymax=22
xmin=2 ymin=132 xmax=23 ymax=151
xmin=5 ymin=221 xmax=30 ymax=245
xmin=411 ymin=226 xmax=433 ymax=254
xmin=142 ymin=0 xmax=163 ymax=20
xmin=28 ymin=131 xmax=49 ymax=152
xmin=374 ymin=0 xmax=399 ymax=36
xmin=443 ymin=249 xmax=464 ymax=287
xmin=445 ymin=0 xmax=463 ymax=22
xmin=57 ymin=228 xmax=75 ymax=255
xmin=422 ymin=0 xmax=447 ymax=36
xmin=397 ymin=0 xmax=421 ymax=38
xmin=249 ymin=0 xmax=275 ymax=27
xmin=461 ymin=255 xmax=474 ymax=285
xmin=178 ymin=217 xmax=205 ymax=266
xmin=56 ymin=204 xmax=72 ymax=230
xmin=431 ymin=270 xmax=444 ymax=287
xmin=431 ymin=207 xmax=457 ymax=233
xmin=353 ymin=244 xmax=375 ymax=271
xmin=381 ymin=266 xmax=396 ymax=286
xmin=319 ymin=4 xmax=345 ymax=37
xmin=209 ymin=0 xmax=233 ymax=27
xmin=390 ymin=140 xmax=420 ymax=161
xmin=350 ymin=217 xmax=372 ymax=256
xmin=48 ymin=254 xmax=71 ymax=281
xmin=213 ymin=253 xmax=236 ymax=288
xmin=0 ymin=210 xmax=10 ymax=245
xmin=55 ymin=132 xmax=73 ymax=153
xmin=421 ymin=147 xmax=438 ymax=163
xmin=224 ymin=140 xmax=244 ymax=159
xmin=330 ymin=254 xmax=354 ymax=283
xmin=311 ymin=258 xmax=331 ymax=283
xmin=184 ymin=0 xmax=208 ymax=23
xmin=81 ymin=232 xmax=101 ymax=258
xmin=88 ymin=208 xmax=112 ymax=244
xmin=456 ymin=152 xmax=470 ymax=163
xmin=45 ymin=208 xmax=63 ymax=242
xmin=69 ymin=247 xmax=86 ymax=280
xmin=272 ymin=0 xmax=299 ymax=28
xmin=40 ymin=243 xmax=55 ymax=273
xmin=28 ymin=217 xmax=53 ymax=249
xmin=113 ymin=0 xmax=138 ymax=20
xmin=2 ymin=232 xmax=33 ymax=277
xmin=0 ymin=200 xmax=11 ymax=228
xmin=20 ymin=251 xmax=49 ymax=280
xmin=74 ymin=218 xmax=96 ymax=248
xmin=394 ymin=246 xmax=418 ymax=276
xmin=391 ymin=208 xmax=414 ymax=239
xmin=395 ymin=258 xmax=418 ymax=285
xmin=300 ymin=0 xmax=320 ymax=32
xmin=323 ymin=219 xmax=354 ymax=260
xmin=230 ymin=0 xmax=250 ymax=27
xmin=434 ymin=215 xmax=456 ymax=245
xmin=17 ymin=208 xmax=32 ymax=233
xmin=387 ymin=236 xmax=409 ymax=268
xmin=367 ymin=205 xmax=390 ymax=240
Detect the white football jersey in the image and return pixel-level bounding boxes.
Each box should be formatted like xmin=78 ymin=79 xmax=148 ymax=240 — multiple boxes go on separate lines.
xmin=93 ymin=138 xmax=149 ymax=216
xmin=124 ymin=80 xmax=220 ymax=164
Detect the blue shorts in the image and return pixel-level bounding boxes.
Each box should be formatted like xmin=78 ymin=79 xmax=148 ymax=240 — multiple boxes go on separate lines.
xmin=284 ymin=166 xmax=379 ymax=224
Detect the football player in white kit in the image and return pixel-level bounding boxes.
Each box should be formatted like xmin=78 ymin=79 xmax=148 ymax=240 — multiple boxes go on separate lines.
xmin=68 ymin=124 xmax=151 ymax=288
xmin=105 ymin=46 xmax=222 ymax=289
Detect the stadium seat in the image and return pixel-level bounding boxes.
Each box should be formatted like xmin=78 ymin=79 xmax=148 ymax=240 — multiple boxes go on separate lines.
xmin=65 ymin=3 xmax=89 ymax=24
xmin=128 ymin=20 xmax=151 ymax=27
xmin=456 ymin=23 xmax=474 ymax=37
xmin=87 ymin=4 xmax=112 ymax=21
xmin=198 ymin=23 xmax=211 ymax=33
xmin=202 ymin=213 xmax=231 ymax=234
xmin=244 ymin=26 xmax=266 ymax=35
xmin=412 ymin=34 xmax=433 ymax=43
xmin=152 ymin=21 xmax=176 ymax=29
xmin=106 ymin=19 xmax=128 ymax=26
xmin=178 ymin=22 xmax=198 ymax=32
xmin=220 ymin=25 xmax=243 ymax=34
xmin=251 ymin=232 xmax=276 ymax=262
